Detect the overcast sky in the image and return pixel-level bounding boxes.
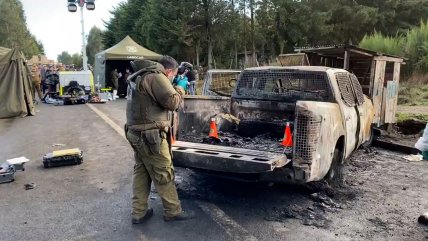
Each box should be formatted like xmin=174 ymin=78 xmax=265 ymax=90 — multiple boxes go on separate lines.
xmin=21 ymin=0 xmax=125 ymax=60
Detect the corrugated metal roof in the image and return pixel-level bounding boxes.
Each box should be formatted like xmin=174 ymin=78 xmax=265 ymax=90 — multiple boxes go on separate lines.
xmin=245 ymin=66 xmax=332 ymax=71
xmin=294 ymin=44 xmax=405 ymax=60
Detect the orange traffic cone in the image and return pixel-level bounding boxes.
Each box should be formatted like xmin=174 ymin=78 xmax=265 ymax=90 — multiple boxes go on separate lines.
xmin=170 ymin=134 xmax=176 ymax=145
xmin=281 ymin=122 xmax=293 ymax=147
xmin=209 ymin=118 xmax=219 ymax=139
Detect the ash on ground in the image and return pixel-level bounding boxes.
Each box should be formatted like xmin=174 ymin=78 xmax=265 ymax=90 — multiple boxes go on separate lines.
xmin=263 ymin=183 xmax=351 ymax=229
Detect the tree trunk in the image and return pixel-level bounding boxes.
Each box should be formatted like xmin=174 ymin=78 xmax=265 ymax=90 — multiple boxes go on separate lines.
xmin=235 ymin=41 xmax=238 ymax=69
xmin=261 ymin=42 xmax=265 ymax=66
xmin=208 ymin=40 xmax=213 ymax=69
xmin=243 ymin=0 xmax=247 ymax=68
xmin=213 ymin=53 xmax=217 ymax=69
xmin=196 ymin=40 xmax=200 ymax=67
xmin=271 ymin=42 xmax=276 ymax=63
xmin=280 ymin=40 xmax=285 ymax=55
xmin=250 ymin=0 xmax=256 ymax=67
xmin=204 ymin=0 xmax=213 ymax=69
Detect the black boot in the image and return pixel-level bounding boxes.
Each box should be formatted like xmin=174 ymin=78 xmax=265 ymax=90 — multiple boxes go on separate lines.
xmin=164 ymin=210 xmax=195 ymax=222
xmin=132 ymin=208 xmax=154 ymax=224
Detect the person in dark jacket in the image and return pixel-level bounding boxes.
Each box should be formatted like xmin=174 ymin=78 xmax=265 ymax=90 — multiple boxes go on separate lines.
xmin=125 ymin=56 xmax=195 ymax=224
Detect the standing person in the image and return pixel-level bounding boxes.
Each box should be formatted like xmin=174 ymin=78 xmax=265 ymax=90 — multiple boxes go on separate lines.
xmin=40 ymin=65 xmax=47 ymax=94
xmin=31 ymin=65 xmax=43 ymax=103
xmin=173 ymin=66 xmax=189 ymax=93
xmin=110 ymin=68 xmax=120 ymax=100
xmin=125 ymin=56 xmax=194 ymax=224
xmin=180 ymin=62 xmax=196 ymax=95
xmin=118 ymin=68 xmax=132 ymax=97
xmin=124 ymin=68 xmax=131 ymax=80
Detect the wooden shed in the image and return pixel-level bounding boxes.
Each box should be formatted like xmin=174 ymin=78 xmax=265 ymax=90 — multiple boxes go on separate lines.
xmin=278 ymin=45 xmax=405 ymax=126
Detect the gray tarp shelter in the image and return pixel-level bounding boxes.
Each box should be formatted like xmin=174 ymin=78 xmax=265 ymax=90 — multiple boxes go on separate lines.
xmin=94 ymin=36 xmax=161 ymax=93
xmin=0 ymin=47 xmax=35 ymax=118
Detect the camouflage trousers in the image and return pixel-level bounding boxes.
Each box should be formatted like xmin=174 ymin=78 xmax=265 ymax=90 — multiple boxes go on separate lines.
xmin=32 ymin=81 xmax=43 ymax=101
xmin=126 ymin=128 xmax=182 ymax=218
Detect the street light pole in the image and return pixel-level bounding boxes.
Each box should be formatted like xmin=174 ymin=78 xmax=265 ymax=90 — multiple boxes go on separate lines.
xmin=80 ymin=5 xmax=88 ymax=71
xmin=67 ymin=0 xmax=95 ymax=71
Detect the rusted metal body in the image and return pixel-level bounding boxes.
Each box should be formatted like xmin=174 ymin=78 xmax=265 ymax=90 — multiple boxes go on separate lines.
xmin=172 ymin=66 xmax=374 ymax=183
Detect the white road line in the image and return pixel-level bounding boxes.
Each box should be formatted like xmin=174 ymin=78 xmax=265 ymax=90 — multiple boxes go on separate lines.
xmin=87 ymin=104 xmax=258 ymax=241
xmin=86 ymin=104 xmax=126 ymax=139
xmin=196 ymin=201 xmax=258 ymax=241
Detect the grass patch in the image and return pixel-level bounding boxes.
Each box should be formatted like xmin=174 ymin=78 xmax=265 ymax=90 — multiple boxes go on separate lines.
xmin=398 ymin=84 xmax=428 ymax=106
xmin=396 ymin=112 xmax=428 ymax=123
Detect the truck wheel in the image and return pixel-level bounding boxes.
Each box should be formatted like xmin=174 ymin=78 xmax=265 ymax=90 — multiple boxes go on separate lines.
xmin=363 ymin=125 xmax=379 ymax=149
xmin=326 ymin=148 xmax=344 ymax=187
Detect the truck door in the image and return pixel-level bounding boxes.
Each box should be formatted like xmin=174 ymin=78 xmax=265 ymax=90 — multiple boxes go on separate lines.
xmin=350 ymin=74 xmax=373 ymax=146
xmin=335 ymin=73 xmax=359 ymax=158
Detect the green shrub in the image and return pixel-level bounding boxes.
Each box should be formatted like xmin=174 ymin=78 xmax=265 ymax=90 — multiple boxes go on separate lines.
xmin=359 ymin=31 xmax=403 ymax=56
xmin=359 ymin=20 xmax=428 ymax=76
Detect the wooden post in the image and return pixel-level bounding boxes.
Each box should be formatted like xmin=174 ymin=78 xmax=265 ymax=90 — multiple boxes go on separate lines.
xmin=381 ymin=86 xmax=387 ymax=125
xmin=384 ymin=83 xmax=397 ymax=125
xmin=372 ymin=60 xmax=386 ymax=126
xmin=369 ymin=59 xmax=376 ymax=97
xmin=392 ymin=62 xmax=401 ymax=123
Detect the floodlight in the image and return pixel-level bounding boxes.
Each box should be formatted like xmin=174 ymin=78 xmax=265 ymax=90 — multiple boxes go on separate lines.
xmin=67 ymin=3 xmax=77 ymax=12
xmin=86 ymin=2 xmax=95 ymax=10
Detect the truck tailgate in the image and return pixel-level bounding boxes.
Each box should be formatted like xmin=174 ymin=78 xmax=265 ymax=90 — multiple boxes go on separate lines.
xmin=172 ymin=141 xmax=290 ymax=173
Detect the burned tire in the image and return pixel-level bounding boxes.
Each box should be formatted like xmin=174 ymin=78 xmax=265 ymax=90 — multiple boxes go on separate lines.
xmin=326 ymin=148 xmax=344 ymax=187
xmin=363 ymin=125 xmax=378 ymax=149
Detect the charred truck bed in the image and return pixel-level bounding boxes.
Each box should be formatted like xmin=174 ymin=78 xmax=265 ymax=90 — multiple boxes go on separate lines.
xmin=172 ymin=66 xmax=374 ymax=184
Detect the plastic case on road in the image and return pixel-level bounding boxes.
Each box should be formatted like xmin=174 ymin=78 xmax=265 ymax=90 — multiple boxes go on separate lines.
xmin=43 ymin=148 xmax=83 ymax=168
xmin=0 ymin=163 xmax=15 ymax=183
xmin=6 ymin=157 xmax=30 ymax=171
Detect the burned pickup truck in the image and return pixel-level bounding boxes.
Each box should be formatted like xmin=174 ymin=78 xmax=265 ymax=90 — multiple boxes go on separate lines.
xmin=172 ymin=66 xmax=374 ymax=184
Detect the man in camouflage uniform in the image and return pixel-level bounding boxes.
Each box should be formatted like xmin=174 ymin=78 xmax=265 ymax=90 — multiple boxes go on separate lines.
xmin=111 ymin=68 xmax=120 ymax=100
xmin=31 ymin=65 xmax=43 ymax=103
xmin=125 ymin=56 xmax=194 ymax=224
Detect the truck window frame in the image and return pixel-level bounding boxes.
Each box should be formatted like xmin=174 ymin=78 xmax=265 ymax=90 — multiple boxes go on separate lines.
xmin=349 ymin=73 xmax=365 ymax=106
xmin=232 ymin=69 xmax=335 ymax=103
xmin=335 ymin=72 xmax=357 ymax=107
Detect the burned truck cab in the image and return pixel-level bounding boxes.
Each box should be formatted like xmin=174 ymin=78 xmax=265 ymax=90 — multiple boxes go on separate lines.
xmin=173 ymin=67 xmax=374 ymax=184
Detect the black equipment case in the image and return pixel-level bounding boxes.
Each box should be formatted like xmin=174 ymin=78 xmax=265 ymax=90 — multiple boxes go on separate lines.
xmin=43 ymin=148 xmax=83 ymax=168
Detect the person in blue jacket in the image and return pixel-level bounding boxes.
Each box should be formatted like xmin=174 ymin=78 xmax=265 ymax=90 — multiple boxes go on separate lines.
xmin=172 ymin=66 xmax=189 ymax=92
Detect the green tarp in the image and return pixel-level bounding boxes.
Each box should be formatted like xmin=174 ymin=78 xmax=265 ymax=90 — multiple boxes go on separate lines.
xmin=94 ymin=36 xmax=162 ymax=88
xmin=0 ymin=47 xmax=35 ymax=118
xmin=97 ymin=35 xmax=161 ymax=60
xmin=0 ymin=47 xmax=11 ymax=56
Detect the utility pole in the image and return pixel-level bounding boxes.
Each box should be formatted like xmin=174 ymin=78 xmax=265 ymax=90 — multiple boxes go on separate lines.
xmin=80 ymin=5 xmax=88 ymax=70
xmin=67 ymin=0 xmax=95 ymax=71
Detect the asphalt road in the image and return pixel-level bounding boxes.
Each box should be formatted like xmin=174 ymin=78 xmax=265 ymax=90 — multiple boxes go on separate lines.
xmin=1 ymin=100 xmax=427 ymax=241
